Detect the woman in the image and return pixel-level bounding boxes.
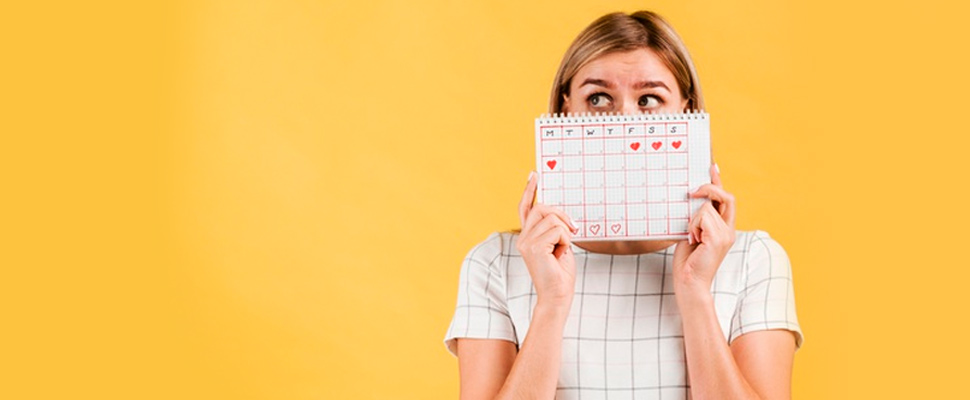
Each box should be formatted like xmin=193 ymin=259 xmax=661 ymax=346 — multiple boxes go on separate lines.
xmin=444 ymin=11 xmax=803 ymax=400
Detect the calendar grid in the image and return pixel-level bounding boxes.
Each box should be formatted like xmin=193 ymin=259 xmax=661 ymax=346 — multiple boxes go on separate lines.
xmin=535 ymin=112 xmax=711 ymax=242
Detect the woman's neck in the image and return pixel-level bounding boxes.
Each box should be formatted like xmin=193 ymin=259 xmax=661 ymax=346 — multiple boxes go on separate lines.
xmin=574 ymin=240 xmax=677 ymax=255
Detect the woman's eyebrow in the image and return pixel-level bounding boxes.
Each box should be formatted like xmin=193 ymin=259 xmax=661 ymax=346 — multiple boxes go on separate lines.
xmin=579 ymin=78 xmax=614 ymax=89
xmin=634 ymin=81 xmax=670 ymax=91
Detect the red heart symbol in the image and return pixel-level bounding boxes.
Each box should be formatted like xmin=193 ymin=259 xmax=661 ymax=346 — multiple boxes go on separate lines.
xmin=672 ymin=140 xmax=682 ymax=149
xmin=651 ymin=141 xmax=662 ymax=150
xmin=611 ymin=223 xmax=622 ymax=233
xmin=546 ymin=160 xmax=557 ymax=170
xmin=630 ymin=142 xmax=641 ymax=151
xmin=589 ymin=224 xmax=600 ymax=235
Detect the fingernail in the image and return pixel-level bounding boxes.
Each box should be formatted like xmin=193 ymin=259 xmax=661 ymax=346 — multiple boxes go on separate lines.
xmin=714 ymin=163 xmax=720 ymax=174
xmin=528 ymin=171 xmax=537 ymax=183
xmin=688 ymin=233 xmax=693 ymax=245
xmin=568 ymin=216 xmax=578 ymax=230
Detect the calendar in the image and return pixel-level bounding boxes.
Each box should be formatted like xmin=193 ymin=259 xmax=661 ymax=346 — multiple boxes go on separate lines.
xmin=535 ymin=111 xmax=711 ymax=241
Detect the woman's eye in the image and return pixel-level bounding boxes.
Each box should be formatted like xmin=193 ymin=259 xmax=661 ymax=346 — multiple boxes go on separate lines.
xmin=638 ymin=95 xmax=661 ymax=108
xmin=588 ymin=94 xmax=612 ymax=108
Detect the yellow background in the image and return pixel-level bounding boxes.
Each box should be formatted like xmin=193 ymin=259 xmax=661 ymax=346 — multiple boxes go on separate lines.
xmin=3 ymin=0 xmax=969 ymax=398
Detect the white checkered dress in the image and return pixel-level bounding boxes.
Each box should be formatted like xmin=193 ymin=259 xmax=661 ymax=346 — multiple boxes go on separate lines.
xmin=444 ymin=230 xmax=803 ymax=400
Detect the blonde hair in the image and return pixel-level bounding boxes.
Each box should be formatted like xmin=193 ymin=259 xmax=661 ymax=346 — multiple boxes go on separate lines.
xmin=549 ymin=11 xmax=704 ymax=113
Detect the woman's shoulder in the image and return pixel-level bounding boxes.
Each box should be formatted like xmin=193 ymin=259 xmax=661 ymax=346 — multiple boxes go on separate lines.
xmin=461 ymin=231 xmax=521 ymax=262
xmin=731 ymin=229 xmax=787 ymax=255
xmin=729 ymin=229 xmax=793 ymax=277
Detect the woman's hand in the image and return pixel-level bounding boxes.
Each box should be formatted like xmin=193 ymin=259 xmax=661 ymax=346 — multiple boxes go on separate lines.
xmin=516 ymin=172 xmax=579 ymax=309
xmin=673 ymin=164 xmax=737 ymax=294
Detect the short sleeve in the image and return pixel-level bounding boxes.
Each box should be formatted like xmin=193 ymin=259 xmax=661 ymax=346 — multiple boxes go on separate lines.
xmin=443 ymin=232 xmax=517 ymax=357
xmin=729 ymin=231 xmax=805 ymax=349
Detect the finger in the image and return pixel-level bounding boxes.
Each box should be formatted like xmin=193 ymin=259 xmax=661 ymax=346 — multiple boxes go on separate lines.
xmin=688 ymin=204 xmax=706 ymax=244
xmin=689 ymin=184 xmax=736 ymax=227
xmin=534 ymin=223 xmax=572 ymax=259
xmin=689 ymin=201 xmax=721 ymax=244
xmin=524 ymin=203 xmax=577 ymax=235
xmin=710 ymin=163 xmax=722 ymax=187
xmin=518 ymin=171 xmax=538 ymax=227
xmin=525 ymin=213 xmax=572 ymax=243
xmin=697 ymin=202 xmax=723 ymax=238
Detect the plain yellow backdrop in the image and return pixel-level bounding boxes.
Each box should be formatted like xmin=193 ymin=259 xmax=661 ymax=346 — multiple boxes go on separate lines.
xmin=3 ymin=0 xmax=969 ymax=398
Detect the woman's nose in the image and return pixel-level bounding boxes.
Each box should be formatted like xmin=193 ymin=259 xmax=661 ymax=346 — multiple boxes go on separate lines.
xmin=618 ymin=98 xmax=639 ymax=115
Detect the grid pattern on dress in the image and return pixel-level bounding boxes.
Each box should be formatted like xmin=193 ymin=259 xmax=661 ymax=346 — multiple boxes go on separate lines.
xmin=535 ymin=113 xmax=711 ymax=242
xmin=444 ymin=230 xmax=804 ymax=400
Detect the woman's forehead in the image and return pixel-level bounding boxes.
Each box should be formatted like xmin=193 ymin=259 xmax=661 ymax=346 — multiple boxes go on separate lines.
xmin=574 ymin=48 xmax=676 ymax=89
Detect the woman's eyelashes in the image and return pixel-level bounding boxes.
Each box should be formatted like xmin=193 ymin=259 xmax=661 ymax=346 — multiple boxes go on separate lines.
xmin=587 ymin=93 xmax=613 ymax=109
xmin=584 ymin=93 xmax=665 ymax=112
xmin=638 ymin=94 xmax=663 ymax=109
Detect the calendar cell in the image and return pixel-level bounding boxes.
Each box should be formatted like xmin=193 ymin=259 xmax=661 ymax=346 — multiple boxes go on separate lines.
xmin=586 ymin=188 xmax=604 ymax=205
xmin=626 ymin=186 xmax=646 ymax=203
xmin=606 ymin=187 xmax=625 ymax=204
xmin=605 ymin=171 xmax=624 ymax=187
xmin=627 ymin=220 xmax=647 ymax=236
xmin=584 ymin=155 xmax=604 ymax=171
xmin=585 ymin=205 xmax=605 ymax=221
xmin=668 ymin=186 xmax=689 ymax=201
xmin=625 ymin=124 xmax=644 ymax=136
xmin=563 ymin=155 xmax=583 ymax=171
xmin=669 ymin=169 xmax=688 ymax=185
xmin=563 ymin=139 xmax=583 ymax=155
xmin=607 ymin=204 xmax=625 ymax=220
xmin=647 ymin=153 xmax=666 ymax=170
xmin=628 ymin=203 xmax=647 ymax=221
xmin=626 ymin=139 xmax=644 ymax=153
xmin=607 ymin=221 xmax=626 ymax=237
xmin=668 ymin=137 xmax=686 ymax=152
xmin=666 ymin=122 xmax=687 ymax=135
xmin=564 ymin=189 xmax=583 ymax=205
xmin=540 ymin=126 xmax=562 ymax=138
xmin=543 ymin=172 xmax=563 ymax=189
xmin=604 ymin=125 xmax=622 ymax=137
xmin=647 ymin=170 xmax=667 ymax=186
xmin=542 ymin=156 xmax=560 ymax=172
xmin=563 ymin=172 xmax=583 ymax=188
xmin=543 ymin=189 xmax=563 ymax=205
xmin=669 ymin=218 xmax=689 ymax=234
xmin=583 ymin=125 xmax=603 ymax=137
xmin=666 ymin=153 xmax=687 ymax=168
xmin=542 ymin=140 xmax=562 ymax=155
xmin=585 ymin=138 xmax=604 ymax=154
xmin=605 ymin=138 xmax=625 ymax=153
xmin=565 ymin=206 xmax=584 ymax=222
xmin=605 ymin=156 xmax=624 ymax=171
xmin=647 ymin=186 xmax=668 ymax=203
xmin=626 ymin=169 xmax=646 ymax=186
xmin=625 ymin=154 xmax=645 ymax=170
xmin=669 ymin=202 xmax=689 ymax=219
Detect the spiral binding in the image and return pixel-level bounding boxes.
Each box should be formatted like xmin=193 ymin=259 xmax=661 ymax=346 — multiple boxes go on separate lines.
xmin=536 ymin=110 xmax=707 ymax=124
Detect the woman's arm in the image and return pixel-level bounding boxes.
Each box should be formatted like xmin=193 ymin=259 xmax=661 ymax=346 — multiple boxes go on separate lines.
xmin=671 ymin=164 xmax=797 ymax=399
xmin=456 ymin=303 xmax=570 ymax=400
xmin=676 ymin=287 xmax=796 ymax=400
xmin=453 ymin=172 xmax=577 ymax=400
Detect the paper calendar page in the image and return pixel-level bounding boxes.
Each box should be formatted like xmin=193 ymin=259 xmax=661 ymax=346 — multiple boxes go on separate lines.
xmin=535 ymin=112 xmax=711 ymax=241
